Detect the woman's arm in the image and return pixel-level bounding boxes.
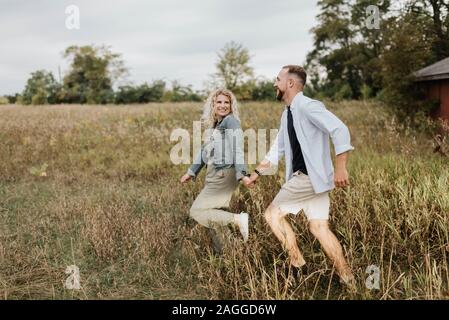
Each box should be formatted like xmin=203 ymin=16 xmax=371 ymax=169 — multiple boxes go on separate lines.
xmin=186 ymin=144 xmax=206 ymax=180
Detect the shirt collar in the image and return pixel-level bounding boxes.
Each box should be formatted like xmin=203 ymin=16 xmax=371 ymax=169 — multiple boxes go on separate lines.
xmin=287 ymin=91 xmax=304 ymax=110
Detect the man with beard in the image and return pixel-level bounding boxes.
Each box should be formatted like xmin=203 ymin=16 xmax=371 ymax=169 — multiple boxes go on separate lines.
xmin=248 ymin=65 xmax=356 ymax=288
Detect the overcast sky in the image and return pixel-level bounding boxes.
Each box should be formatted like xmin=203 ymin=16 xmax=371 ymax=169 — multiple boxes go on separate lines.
xmin=0 ymin=0 xmax=319 ymax=95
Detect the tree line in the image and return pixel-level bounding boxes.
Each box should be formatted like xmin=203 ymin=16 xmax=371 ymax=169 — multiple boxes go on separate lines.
xmin=2 ymin=0 xmax=447 ymax=113
xmin=2 ymin=42 xmax=275 ymax=105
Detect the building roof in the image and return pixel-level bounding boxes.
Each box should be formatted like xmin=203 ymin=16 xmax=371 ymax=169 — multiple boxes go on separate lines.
xmin=414 ymin=57 xmax=449 ymax=81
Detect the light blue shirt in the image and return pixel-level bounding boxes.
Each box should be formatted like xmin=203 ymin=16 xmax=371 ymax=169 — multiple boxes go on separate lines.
xmin=265 ymin=92 xmax=354 ymax=193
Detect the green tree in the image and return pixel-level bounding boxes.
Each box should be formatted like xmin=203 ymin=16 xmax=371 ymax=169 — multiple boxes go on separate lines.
xmin=114 ymin=85 xmax=140 ymax=104
xmin=162 ymin=81 xmax=202 ymax=102
xmin=4 ymin=94 xmax=20 ymax=104
xmin=61 ymin=45 xmax=128 ymax=104
xmin=137 ymin=81 xmax=166 ymax=103
xmin=214 ymin=41 xmax=254 ymax=92
xmin=409 ymin=0 xmax=449 ymax=61
xmin=115 ymin=80 xmax=166 ymax=104
xmin=379 ymin=10 xmax=436 ymax=117
xmin=250 ymin=78 xmax=276 ymax=101
xmin=21 ymin=70 xmax=60 ymax=105
xmin=306 ymin=0 xmax=391 ymax=99
xmin=306 ymin=0 xmax=448 ymax=119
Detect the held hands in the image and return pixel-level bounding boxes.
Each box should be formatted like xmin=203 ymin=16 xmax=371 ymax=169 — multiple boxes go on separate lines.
xmin=182 ymin=171 xmax=261 ymax=187
xmin=241 ymin=172 xmax=259 ymax=189
xmin=249 ymin=172 xmax=259 ymax=185
xmin=241 ymin=176 xmax=257 ymax=189
xmin=180 ymin=174 xmax=192 ymax=183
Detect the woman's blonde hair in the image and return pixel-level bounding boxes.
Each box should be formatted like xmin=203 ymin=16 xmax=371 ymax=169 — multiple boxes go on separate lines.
xmin=201 ymin=89 xmax=240 ymax=129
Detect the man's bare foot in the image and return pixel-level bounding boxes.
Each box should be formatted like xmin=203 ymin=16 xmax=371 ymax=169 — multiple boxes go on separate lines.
xmin=338 ymin=271 xmax=356 ymax=291
xmin=290 ymin=254 xmax=306 ymax=268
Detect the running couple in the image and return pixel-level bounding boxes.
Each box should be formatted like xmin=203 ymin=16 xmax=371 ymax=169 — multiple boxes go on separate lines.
xmin=180 ymin=65 xmax=355 ymax=286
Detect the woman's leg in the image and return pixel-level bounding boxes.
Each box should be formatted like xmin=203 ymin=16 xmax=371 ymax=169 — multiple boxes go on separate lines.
xmin=190 ymin=207 xmax=235 ymax=227
xmin=189 ymin=167 xmax=239 ymax=228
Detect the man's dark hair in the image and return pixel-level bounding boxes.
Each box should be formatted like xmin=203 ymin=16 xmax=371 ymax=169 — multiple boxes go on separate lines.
xmin=282 ymin=65 xmax=307 ymax=86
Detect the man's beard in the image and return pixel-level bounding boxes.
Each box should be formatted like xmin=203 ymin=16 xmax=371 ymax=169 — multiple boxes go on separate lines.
xmin=276 ymin=88 xmax=284 ymax=101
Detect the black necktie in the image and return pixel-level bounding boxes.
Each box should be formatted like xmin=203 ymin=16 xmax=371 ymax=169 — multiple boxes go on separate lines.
xmin=287 ymin=106 xmax=293 ymax=129
xmin=286 ymin=105 xmax=308 ymax=175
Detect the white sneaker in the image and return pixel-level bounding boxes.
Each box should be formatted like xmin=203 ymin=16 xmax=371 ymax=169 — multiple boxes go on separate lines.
xmin=238 ymin=212 xmax=249 ymax=242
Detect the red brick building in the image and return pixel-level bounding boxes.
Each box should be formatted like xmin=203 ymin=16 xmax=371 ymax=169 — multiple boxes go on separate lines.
xmin=414 ymin=57 xmax=449 ymax=121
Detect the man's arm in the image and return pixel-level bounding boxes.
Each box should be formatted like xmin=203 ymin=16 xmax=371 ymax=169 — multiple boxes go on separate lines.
xmin=249 ymin=115 xmax=286 ymax=184
xmin=263 ymin=114 xmax=286 ymax=167
xmin=305 ymin=101 xmax=354 ymax=155
xmin=304 ymin=101 xmax=353 ymax=188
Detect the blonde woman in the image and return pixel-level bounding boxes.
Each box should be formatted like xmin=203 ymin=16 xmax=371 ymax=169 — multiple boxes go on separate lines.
xmin=180 ymin=89 xmax=251 ymax=253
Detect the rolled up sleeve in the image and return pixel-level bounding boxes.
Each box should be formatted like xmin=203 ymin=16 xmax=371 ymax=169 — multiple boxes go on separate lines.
xmin=187 ymin=145 xmax=205 ymax=179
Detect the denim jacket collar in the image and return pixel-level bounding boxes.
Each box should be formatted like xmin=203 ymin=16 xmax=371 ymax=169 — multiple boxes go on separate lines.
xmin=215 ymin=113 xmax=232 ymax=129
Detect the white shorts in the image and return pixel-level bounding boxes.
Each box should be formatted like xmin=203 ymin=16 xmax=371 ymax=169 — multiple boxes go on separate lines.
xmin=271 ymin=171 xmax=330 ymax=220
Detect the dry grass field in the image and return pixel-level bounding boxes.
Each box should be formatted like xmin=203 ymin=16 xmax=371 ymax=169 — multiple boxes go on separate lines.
xmin=0 ymin=100 xmax=448 ymax=299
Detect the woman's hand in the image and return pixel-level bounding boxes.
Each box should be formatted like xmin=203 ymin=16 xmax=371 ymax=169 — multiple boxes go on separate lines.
xmin=180 ymin=174 xmax=192 ymax=183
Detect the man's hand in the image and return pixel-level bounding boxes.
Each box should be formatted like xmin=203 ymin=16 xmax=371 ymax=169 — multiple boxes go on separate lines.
xmin=334 ymin=151 xmax=350 ymax=188
xmin=334 ymin=167 xmax=349 ymax=188
xmin=249 ymin=172 xmax=259 ymax=185
xmin=241 ymin=176 xmax=255 ymax=188
xmin=180 ymin=174 xmax=192 ymax=183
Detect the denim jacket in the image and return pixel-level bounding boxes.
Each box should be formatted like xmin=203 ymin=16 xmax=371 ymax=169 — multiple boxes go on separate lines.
xmin=187 ymin=114 xmax=248 ymax=181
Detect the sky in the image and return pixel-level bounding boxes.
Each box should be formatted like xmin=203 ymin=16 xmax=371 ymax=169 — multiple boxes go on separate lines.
xmin=0 ymin=0 xmax=320 ymax=95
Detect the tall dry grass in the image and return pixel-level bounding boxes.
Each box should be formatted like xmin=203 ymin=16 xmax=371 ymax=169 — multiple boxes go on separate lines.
xmin=0 ymin=100 xmax=448 ymax=299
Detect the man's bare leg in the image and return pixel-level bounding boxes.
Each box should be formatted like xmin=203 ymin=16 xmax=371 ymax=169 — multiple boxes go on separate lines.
xmin=264 ymin=204 xmax=305 ymax=267
xmin=308 ymin=219 xmax=355 ymax=285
